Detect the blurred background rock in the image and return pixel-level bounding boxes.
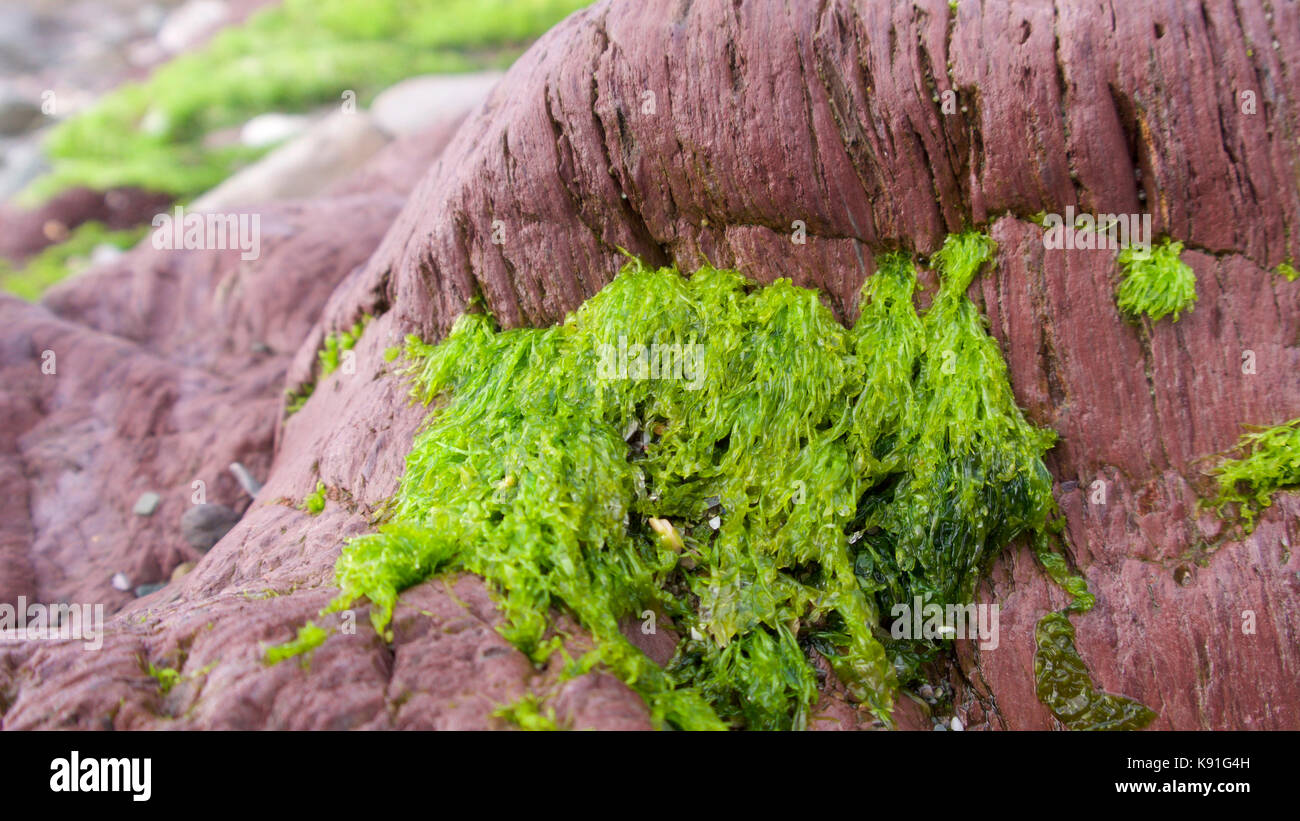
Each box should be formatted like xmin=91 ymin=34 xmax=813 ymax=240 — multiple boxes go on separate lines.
xmin=0 ymin=0 xmax=590 ymax=297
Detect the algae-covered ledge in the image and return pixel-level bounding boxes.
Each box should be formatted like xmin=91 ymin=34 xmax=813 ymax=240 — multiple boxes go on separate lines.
xmin=267 ymin=230 xmax=1169 ymax=731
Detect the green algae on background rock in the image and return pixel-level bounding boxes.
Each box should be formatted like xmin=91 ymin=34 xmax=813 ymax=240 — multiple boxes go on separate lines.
xmin=493 ymin=693 xmax=561 ymax=730
xmin=300 ymin=482 xmax=328 ymax=515
xmin=318 ymin=315 xmax=372 ymax=377
xmin=285 ymin=315 xmax=374 ymax=416
xmin=24 ymin=0 xmax=593 ymax=205
xmin=0 ymin=222 xmax=147 ymax=300
xmin=1208 ymin=418 xmax=1300 ymax=534
xmin=1033 ymin=611 xmax=1157 ymax=730
xmin=1115 ymin=239 xmax=1197 ymax=322
xmin=302 ymin=231 xmax=1082 ymax=730
xmin=146 ymin=662 xmax=182 ymax=695
xmin=264 ymin=621 xmax=329 ymax=666
xmin=1031 ymin=530 xmax=1155 ymax=730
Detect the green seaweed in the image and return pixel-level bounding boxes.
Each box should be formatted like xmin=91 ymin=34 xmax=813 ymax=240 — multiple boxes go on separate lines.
xmin=1033 ymin=610 xmax=1157 ymax=730
xmin=285 ymin=384 xmax=314 ymax=416
xmin=1276 ymin=262 xmax=1298 ymax=282
xmin=285 ymin=315 xmax=373 ymax=416
xmin=319 ymin=315 xmax=371 ymax=377
xmin=493 ymin=694 xmax=561 ymax=730
xmin=301 ymin=482 xmax=328 ymax=515
xmin=302 ymin=231 xmax=1077 ymax=730
xmin=146 ymin=663 xmax=182 ymax=695
xmin=1115 ymin=239 xmax=1197 ymax=322
xmin=1208 ymin=418 xmax=1300 ymax=534
xmin=1031 ymin=529 xmax=1155 ymax=730
xmin=264 ymin=621 xmax=329 ymax=665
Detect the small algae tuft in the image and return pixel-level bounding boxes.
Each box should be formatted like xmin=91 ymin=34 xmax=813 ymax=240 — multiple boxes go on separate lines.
xmin=494 ymin=694 xmax=561 ymax=730
xmin=1208 ymin=418 xmax=1300 ymax=534
xmin=1031 ymin=530 xmax=1155 ymax=730
xmin=1115 ymin=239 xmax=1197 ymax=322
xmin=301 ymin=482 xmax=328 ymax=515
xmin=318 ymin=315 xmax=372 ymax=377
xmin=0 ymin=222 xmax=147 ymax=300
xmin=1276 ymin=262 xmax=1298 ymax=282
xmin=264 ymin=621 xmax=328 ymax=665
xmin=284 ymin=384 xmax=313 ymax=416
xmin=1034 ymin=611 xmax=1157 ymax=730
xmin=285 ymin=315 xmax=373 ymax=417
xmin=147 ymin=663 xmax=182 ymax=695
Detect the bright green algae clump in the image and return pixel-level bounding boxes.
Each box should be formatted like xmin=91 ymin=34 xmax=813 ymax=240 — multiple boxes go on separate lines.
xmin=1209 ymin=418 xmax=1300 ymax=534
xmin=264 ymin=621 xmax=328 ymax=666
xmin=311 ymin=232 xmax=1084 ymax=730
xmin=1115 ymin=239 xmax=1197 ymax=322
xmin=300 ymin=482 xmax=328 ymax=515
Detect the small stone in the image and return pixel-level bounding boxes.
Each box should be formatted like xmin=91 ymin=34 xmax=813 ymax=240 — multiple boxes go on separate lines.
xmin=933 ymin=723 xmax=947 ymax=731
xmin=91 ymin=243 xmax=125 ymax=266
xmin=240 ymin=112 xmax=310 ymax=148
xmin=133 ymin=492 xmax=161 ymax=516
xmin=111 ymin=572 xmax=131 ymax=591
xmin=134 ymin=582 xmax=166 ymax=598
xmin=228 ymin=462 xmax=263 ymax=497
xmin=918 ymin=683 xmax=935 ymax=699
xmin=950 ymin=716 xmax=964 ymax=731
xmin=180 ymin=503 xmax=241 ymax=552
xmin=171 ymin=561 xmax=195 ymax=582
xmin=0 ymin=93 xmax=43 ymax=136
xmin=43 ymin=220 xmax=69 ymax=242
xmin=708 ymin=516 xmax=721 ymax=530
xmin=158 ymin=0 xmax=228 ymax=54
xmin=0 ymin=140 xmax=48 ymax=201
xmin=369 ymin=72 xmax=504 ymax=136
xmin=189 ymin=111 xmax=389 ymax=212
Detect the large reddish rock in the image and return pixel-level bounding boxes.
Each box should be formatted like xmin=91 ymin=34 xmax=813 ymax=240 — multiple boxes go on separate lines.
xmin=1 ymin=0 xmax=1297 ymax=730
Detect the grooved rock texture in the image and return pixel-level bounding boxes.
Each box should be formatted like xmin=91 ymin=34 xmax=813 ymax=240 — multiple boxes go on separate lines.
xmin=2 ymin=0 xmax=1297 ymax=730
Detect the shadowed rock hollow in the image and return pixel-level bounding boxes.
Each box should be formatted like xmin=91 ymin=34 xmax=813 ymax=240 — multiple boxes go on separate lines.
xmin=1 ymin=0 xmax=1297 ymax=730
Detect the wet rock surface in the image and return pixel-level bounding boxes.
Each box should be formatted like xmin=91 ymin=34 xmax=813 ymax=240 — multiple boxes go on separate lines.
xmin=0 ymin=0 xmax=1297 ymax=730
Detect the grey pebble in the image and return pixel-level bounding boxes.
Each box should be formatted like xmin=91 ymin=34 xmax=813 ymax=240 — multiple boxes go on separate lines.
xmin=133 ymin=492 xmax=161 ymax=516
xmin=181 ymin=503 xmax=241 ymax=552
